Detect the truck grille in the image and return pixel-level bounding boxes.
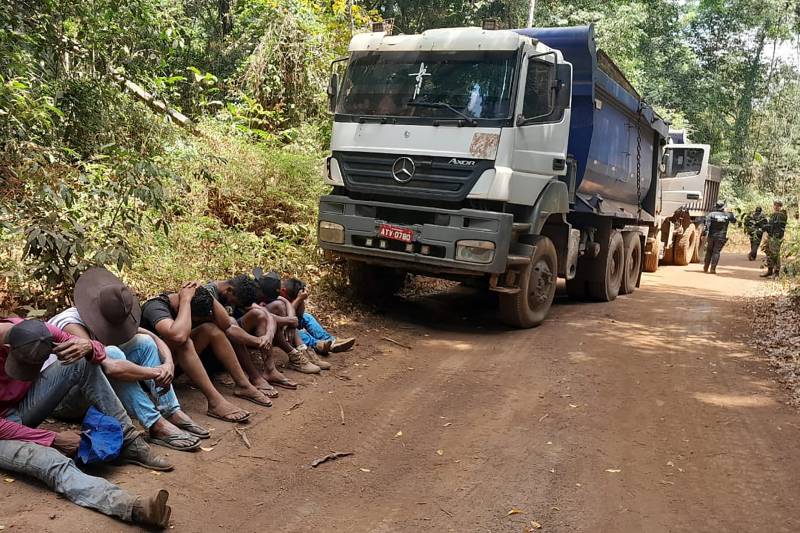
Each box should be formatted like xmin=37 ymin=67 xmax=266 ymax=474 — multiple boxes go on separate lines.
xmin=687 ymin=179 xmax=720 ymax=213
xmin=334 ymin=151 xmax=492 ymax=203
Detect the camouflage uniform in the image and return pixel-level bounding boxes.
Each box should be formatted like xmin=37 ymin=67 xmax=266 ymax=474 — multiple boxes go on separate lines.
xmin=703 ymin=209 xmax=736 ymax=273
xmin=762 ymin=209 xmax=788 ymax=277
xmin=743 ymin=209 xmax=766 ymax=260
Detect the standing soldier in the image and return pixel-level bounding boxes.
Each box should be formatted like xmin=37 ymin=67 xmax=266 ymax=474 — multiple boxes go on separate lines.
xmin=743 ymin=206 xmax=767 ymax=261
xmin=761 ymin=200 xmax=788 ymax=278
xmin=703 ymin=201 xmax=736 ymax=274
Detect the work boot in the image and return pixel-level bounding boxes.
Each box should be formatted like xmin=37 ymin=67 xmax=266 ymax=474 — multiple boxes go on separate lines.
xmin=710 ymin=267 xmax=716 ymax=274
xmin=132 ymin=489 xmax=172 ymax=529
xmin=305 ymin=347 xmax=331 ymax=370
xmin=286 ymin=348 xmax=320 ymax=374
xmin=760 ymin=268 xmax=774 ymax=278
xmin=315 ymin=339 xmax=333 ymax=355
xmin=331 ymin=337 xmax=356 ymax=353
xmin=703 ymin=265 xmax=709 ymax=273
xmin=118 ymin=435 xmax=174 ymax=471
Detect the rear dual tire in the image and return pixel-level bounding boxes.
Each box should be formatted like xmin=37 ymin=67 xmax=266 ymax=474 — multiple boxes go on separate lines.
xmin=566 ymin=230 xmax=625 ymax=302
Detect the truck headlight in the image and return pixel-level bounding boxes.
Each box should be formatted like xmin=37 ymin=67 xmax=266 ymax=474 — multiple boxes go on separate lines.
xmin=319 ymin=221 xmax=345 ymax=244
xmin=455 ymin=240 xmax=495 ymax=264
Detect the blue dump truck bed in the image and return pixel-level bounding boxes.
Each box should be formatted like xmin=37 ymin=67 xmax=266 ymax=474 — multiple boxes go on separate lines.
xmin=515 ymin=26 xmax=669 ymax=221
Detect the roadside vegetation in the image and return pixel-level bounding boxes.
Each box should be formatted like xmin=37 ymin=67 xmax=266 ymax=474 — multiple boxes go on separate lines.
xmin=1 ymin=0 xmax=799 ymax=315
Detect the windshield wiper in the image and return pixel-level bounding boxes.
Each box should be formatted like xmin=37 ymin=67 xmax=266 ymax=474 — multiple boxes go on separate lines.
xmin=407 ymin=101 xmax=477 ymax=126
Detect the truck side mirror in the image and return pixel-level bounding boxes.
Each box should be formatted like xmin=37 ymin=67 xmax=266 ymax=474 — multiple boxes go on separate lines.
xmin=327 ymin=72 xmax=339 ymax=114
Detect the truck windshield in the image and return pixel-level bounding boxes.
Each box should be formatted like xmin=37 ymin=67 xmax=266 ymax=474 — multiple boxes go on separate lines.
xmin=666 ymin=147 xmax=704 ymax=177
xmin=336 ymin=50 xmax=517 ymax=121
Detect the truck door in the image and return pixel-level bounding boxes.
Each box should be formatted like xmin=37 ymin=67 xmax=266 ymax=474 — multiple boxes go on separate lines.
xmin=512 ymin=54 xmax=571 ymax=179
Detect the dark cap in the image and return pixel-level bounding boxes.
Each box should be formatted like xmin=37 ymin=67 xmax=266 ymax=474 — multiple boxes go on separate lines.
xmin=6 ymin=320 xmax=54 ymax=381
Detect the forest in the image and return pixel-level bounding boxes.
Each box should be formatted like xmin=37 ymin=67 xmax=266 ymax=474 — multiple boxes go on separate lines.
xmin=1 ymin=0 xmax=799 ymax=311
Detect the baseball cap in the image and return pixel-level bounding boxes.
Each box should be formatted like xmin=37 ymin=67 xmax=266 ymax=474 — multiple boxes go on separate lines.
xmin=6 ymin=320 xmax=54 ymax=381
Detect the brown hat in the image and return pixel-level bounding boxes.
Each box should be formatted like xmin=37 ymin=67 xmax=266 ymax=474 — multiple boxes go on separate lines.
xmin=74 ymin=268 xmax=141 ymax=346
xmin=6 ymin=320 xmax=54 ymax=381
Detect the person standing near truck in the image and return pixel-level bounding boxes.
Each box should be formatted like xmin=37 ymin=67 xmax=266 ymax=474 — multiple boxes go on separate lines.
xmin=703 ymin=201 xmax=736 ymax=274
xmin=761 ymin=200 xmax=788 ymax=278
xmin=743 ymin=206 xmax=767 ymax=261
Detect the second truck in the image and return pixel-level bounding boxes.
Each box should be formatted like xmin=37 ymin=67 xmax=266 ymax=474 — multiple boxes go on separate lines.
xmin=318 ymin=23 xmax=718 ymax=327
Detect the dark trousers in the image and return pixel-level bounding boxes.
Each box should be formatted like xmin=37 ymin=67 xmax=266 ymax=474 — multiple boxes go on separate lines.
xmin=749 ymin=233 xmax=763 ymax=260
xmin=704 ymin=236 xmax=726 ymax=270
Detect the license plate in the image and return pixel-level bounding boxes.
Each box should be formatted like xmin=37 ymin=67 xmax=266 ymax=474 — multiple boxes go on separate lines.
xmin=379 ymin=224 xmax=414 ymax=243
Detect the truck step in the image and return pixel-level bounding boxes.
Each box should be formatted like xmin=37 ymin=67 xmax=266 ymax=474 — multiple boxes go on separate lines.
xmin=506 ymin=255 xmax=531 ymax=266
xmin=512 ymin=222 xmax=532 ymax=234
xmin=489 ymin=286 xmax=521 ymax=294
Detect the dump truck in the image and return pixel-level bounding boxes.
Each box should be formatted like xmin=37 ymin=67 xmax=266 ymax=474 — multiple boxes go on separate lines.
xmin=646 ymin=131 xmax=724 ymax=271
xmin=318 ymin=24 xmax=678 ymax=327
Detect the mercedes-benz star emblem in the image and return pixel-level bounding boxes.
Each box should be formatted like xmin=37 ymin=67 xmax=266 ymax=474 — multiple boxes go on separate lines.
xmin=391 ymin=157 xmax=415 ymax=184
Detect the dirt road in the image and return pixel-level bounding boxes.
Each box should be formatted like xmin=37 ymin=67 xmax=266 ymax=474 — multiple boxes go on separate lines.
xmin=3 ymin=252 xmax=800 ymax=532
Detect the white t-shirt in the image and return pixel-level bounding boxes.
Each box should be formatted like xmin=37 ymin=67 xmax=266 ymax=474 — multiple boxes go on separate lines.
xmin=43 ymin=307 xmax=89 ymax=370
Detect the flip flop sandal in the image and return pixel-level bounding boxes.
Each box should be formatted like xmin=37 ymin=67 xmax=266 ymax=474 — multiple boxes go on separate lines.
xmin=257 ymin=384 xmax=279 ymax=398
xmin=206 ymin=409 xmax=251 ymax=423
xmin=234 ymin=392 xmax=273 ymax=407
xmin=173 ymin=420 xmax=211 ymax=439
xmin=148 ymin=433 xmax=201 ymax=452
xmin=267 ymin=377 xmax=298 ymax=390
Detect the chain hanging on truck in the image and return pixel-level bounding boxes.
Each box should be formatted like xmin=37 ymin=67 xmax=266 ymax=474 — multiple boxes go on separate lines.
xmin=635 ymin=101 xmax=643 ymax=223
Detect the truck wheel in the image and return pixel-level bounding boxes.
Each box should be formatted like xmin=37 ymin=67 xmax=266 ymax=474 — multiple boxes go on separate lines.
xmin=347 ymin=261 xmax=406 ymax=300
xmin=499 ymin=236 xmax=557 ymax=328
xmin=588 ymin=230 xmax=624 ymax=302
xmin=662 ymin=244 xmax=675 ymax=265
xmin=621 ymin=232 xmax=642 ymax=295
xmin=690 ymin=223 xmax=704 ymax=263
xmin=643 ymin=232 xmax=660 ymax=273
xmin=673 ymin=224 xmax=695 ymax=266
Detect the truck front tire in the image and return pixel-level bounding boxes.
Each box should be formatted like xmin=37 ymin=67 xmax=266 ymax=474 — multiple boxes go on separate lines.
xmin=673 ymin=224 xmax=696 ymax=266
xmin=643 ymin=230 xmax=661 ymax=273
xmin=499 ymin=236 xmax=557 ymax=328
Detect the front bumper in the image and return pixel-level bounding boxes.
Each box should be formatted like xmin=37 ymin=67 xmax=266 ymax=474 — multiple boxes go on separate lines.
xmin=318 ymin=195 xmax=513 ymax=275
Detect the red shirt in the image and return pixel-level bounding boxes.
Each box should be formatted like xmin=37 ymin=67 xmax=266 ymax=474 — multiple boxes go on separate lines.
xmin=0 ymin=317 xmax=106 ymax=446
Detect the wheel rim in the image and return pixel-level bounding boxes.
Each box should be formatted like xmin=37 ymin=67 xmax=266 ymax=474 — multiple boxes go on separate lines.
xmin=611 ymin=243 xmax=624 ymax=281
xmin=628 ymin=245 xmax=639 ymax=278
xmin=529 ymin=258 xmax=555 ymax=310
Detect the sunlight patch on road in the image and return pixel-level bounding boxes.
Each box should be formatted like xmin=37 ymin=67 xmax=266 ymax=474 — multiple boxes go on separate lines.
xmin=419 ymin=338 xmax=474 ymax=351
xmin=692 ymin=392 xmax=776 ymax=408
xmin=568 ymin=351 xmax=595 ymax=362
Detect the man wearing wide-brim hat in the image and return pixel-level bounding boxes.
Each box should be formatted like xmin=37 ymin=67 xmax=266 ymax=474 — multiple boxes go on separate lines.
xmin=0 ymin=318 xmax=173 ymax=528
xmin=49 ymin=268 xmax=207 ymax=451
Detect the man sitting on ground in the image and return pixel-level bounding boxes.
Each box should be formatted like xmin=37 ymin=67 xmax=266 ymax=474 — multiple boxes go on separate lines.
xmin=204 ymin=275 xmax=297 ymax=394
xmin=279 ymin=277 xmax=355 ymax=356
xmin=0 ymin=319 xmax=172 ymax=528
xmin=252 ymin=269 xmax=324 ymax=374
xmin=49 ymin=268 xmax=206 ymax=452
xmin=140 ymin=282 xmax=271 ymax=423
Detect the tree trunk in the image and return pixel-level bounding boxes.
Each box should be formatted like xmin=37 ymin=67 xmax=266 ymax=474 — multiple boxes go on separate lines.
xmin=218 ymin=0 xmax=232 ymax=36
xmin=731 ymin=25 xmax=767 ymax=185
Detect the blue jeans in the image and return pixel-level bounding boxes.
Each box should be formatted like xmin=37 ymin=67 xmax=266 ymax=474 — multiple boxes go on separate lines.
xmin=111 ymin=335 xmax=181 ymax=428
xmin=0 ymin=440 xmax=135 ymax=520
xmin=298 ymin=312 xmax=334 ymax=350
